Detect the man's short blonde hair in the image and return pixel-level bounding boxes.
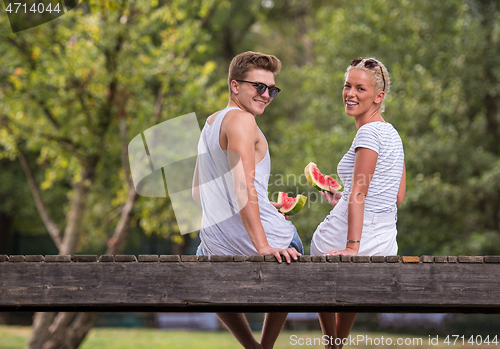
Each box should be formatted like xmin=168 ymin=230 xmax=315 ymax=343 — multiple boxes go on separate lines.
xmin=228 ymin=51 xmax=281 ymax=88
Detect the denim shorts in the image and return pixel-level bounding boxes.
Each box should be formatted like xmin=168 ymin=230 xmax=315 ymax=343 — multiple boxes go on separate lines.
xmin=196 ymin=226 xmax=304 ymax=256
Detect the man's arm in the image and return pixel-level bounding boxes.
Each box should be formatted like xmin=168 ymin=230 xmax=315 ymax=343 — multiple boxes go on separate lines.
xmin=192 ymin=159 xmax=200 ymax=203
xmin=223 ymin=110 xmax=299 ymax=262
xmin=224 ymin=111 xmax=270 ymax=251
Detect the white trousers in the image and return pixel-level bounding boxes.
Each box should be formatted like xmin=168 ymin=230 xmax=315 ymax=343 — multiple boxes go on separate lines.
xmin=310 ymin=198 xmax=398 ymax=257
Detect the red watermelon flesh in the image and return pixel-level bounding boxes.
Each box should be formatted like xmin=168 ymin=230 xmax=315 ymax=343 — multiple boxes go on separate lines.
xmin=277 ymin=192 xmax=307 ymax=215
xmin=304 ymin=162 xmax=342 ymax=193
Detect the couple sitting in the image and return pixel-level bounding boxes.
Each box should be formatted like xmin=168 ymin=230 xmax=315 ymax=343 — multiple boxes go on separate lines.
xmin=192 ymin=51 xmax=406 ymax=349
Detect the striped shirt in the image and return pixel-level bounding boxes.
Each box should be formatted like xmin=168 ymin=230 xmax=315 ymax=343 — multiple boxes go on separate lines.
xmin=337 ymin=122 xmax=404 ymax=213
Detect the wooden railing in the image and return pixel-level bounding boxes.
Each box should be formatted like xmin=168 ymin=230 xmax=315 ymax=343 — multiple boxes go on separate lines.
xmin=1 ymin=254 xmax=499 ymax=313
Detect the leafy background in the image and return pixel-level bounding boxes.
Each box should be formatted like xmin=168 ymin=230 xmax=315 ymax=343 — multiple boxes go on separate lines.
xmin=1 ymin=0 xmax=499 ymax=346
xmin=1 ymin=0 xmax=499 ymax=257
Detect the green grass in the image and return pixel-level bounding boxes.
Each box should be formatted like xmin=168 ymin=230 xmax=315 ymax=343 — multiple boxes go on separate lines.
xmin=0 ymin=326 xmax=490 ymax=349
xmin=0 ymin=326 xmax=31 ymax=349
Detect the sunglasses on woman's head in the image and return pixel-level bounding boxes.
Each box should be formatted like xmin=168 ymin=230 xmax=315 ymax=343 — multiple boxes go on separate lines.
xmin=236 ymin=80 xmax=281 ymax=98
xmin=350 ymin=58 xmax=386 ymax=92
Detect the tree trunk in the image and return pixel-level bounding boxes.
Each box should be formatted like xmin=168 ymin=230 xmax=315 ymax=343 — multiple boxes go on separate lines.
xmin=26 ymin=185 xmax=138 ymax=349
xmin=19 ymin=2 xmax=220 ymax=347
xmin=59 ymin=181 xmax=91 ymax=256
xmin=26 ymin=167 xmax=92 ymax=349
xmin=26 ymin=312 xmax=57 ymax=349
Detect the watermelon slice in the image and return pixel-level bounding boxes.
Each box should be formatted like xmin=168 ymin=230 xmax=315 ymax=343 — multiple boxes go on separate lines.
xmin=304 ymin=162 xmax=342 ymax=193
xmin=277 ymin=192 xmax=307 ymax=215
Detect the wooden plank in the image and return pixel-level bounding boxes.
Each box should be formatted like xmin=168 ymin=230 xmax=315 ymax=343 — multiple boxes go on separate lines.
xmin=138 ymin=255 xmax=158 ymax=263
xmin=180 ymin=255 xmax=197 ymax=262
xmin=246 ymin=255 xmax=264 ymax=262
xmin=115 ymin=255 xmax=137 ymax=262
xmin=352 ymin=256 xmax=370 ymax=263
xmin=72 ymin=255 xmax=98 ymax=263
xmin=1 ymin=258 xmax=499 ymax=313
xmin=371 ymin=256 xmax=385 ymax=263
xmin=402 ymin=256 xmax=420 ymax=263
xmin=458 ymin=256 xmax=483 ymax=263
xmin=326 ymin=256 xmax=340 ymax=263
xmin=9 ymin=255 xmax=25 ymax=263
xmin=45 ymin=255 xmax=71 ymax=263
xmin=211 ymin=255 xmax=234 ymax=262
xmin=98 ymin=255 xmax=114 ymax=262
xmin=25 ymin=255 xmax=45 ymax=262
xmin=485 ymin=256 xmax=500 ymax=263
xmin=160 ymin=255 xmax=180 ymax=262
xmin=421 ymin=255 xmax=434 ymax=263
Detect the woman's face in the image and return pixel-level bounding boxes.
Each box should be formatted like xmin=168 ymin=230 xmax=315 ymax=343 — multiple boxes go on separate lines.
xmin=342 ymin=69 xmax=381 ymax=118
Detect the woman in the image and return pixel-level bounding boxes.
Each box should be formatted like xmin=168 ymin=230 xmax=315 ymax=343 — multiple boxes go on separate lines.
xmin=310 ymin=58 xmax=406 ymax=349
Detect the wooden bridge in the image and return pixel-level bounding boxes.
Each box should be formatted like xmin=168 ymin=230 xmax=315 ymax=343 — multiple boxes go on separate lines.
xmin=1 ymin=254 xmax=499 ymax=313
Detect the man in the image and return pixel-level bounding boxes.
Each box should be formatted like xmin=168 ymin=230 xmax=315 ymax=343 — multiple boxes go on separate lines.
xmin=192 ymin=51 xmax=302 ymax=349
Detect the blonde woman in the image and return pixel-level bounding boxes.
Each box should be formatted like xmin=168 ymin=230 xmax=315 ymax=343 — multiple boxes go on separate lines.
xmin=311 ymin=58 xmax=406 ymax=348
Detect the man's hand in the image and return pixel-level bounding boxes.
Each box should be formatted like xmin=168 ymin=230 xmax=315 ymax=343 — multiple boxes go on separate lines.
xmin=321 ymin=188 xmax=342 ymax=207
xmin=270 ymin=201 xmax=289 ymax=219
xmin=258 ymin=244 xmax=301 ymax=264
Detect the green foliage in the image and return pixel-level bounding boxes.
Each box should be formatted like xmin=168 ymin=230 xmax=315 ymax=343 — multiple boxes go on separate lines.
xmin=1 ymin=0 xmax=499 ymax=257
xmin=263 ymin=0 xmax=500 ymax=255
xmin=0 ymin=0 xmax=223 ymax=252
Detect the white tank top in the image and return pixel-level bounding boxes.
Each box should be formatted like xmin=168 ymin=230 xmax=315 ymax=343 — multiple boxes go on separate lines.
xmin=197 ymin=106 xmax=294 ymax=256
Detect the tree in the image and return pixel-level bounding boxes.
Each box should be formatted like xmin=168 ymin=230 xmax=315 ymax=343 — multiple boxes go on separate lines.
xmin=2 ymin=0 xmax=499 ymax=346
xmin=0 ymin=0 xmax=220 ymax=347
xmin=264 ymin=0 xmax=500 ymax=255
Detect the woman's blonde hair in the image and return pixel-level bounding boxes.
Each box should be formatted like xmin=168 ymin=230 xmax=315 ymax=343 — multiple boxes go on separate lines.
xmin=346 ymin=57 xmax=390 ymax=112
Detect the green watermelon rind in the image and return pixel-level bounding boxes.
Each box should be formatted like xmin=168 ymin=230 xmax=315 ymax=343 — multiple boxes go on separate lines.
xmin=277 ymin=192 xmax=307 ymax=215
xmin=304 ymin=162 xmax=343 ymax=193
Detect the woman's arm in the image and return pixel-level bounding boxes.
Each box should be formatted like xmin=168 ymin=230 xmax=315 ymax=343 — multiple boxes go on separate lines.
xmin=397 ymin=162 xmax=406 ymax=205
xmin=325 ymin=147 xmax=378 ymax=256
xmin=346 ymin=147 xmax=378 ymax=253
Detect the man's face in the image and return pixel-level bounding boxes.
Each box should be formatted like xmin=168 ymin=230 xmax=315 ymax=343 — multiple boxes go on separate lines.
xmin=233 ymin=68 xmax=276 ymax=116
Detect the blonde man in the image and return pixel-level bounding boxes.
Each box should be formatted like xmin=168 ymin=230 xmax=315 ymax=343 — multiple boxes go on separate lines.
xmin=193 ymin=51 xmax=303 ymax=349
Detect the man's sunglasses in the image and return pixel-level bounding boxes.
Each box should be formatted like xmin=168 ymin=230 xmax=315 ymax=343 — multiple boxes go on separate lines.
xmin=236 ymin=80 xmax=281 ymax=98
xmin=350 ymin=58 xmax=386 ymax=92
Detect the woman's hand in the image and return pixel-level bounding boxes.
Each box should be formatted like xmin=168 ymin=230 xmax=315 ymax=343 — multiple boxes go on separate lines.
xmin=321 ymin=188 xmax=342 ymax=207
xmin=270 ymin=201 xmax=290 ymax=219
xmin=324 ymin=247 xmax=358 ymax=256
